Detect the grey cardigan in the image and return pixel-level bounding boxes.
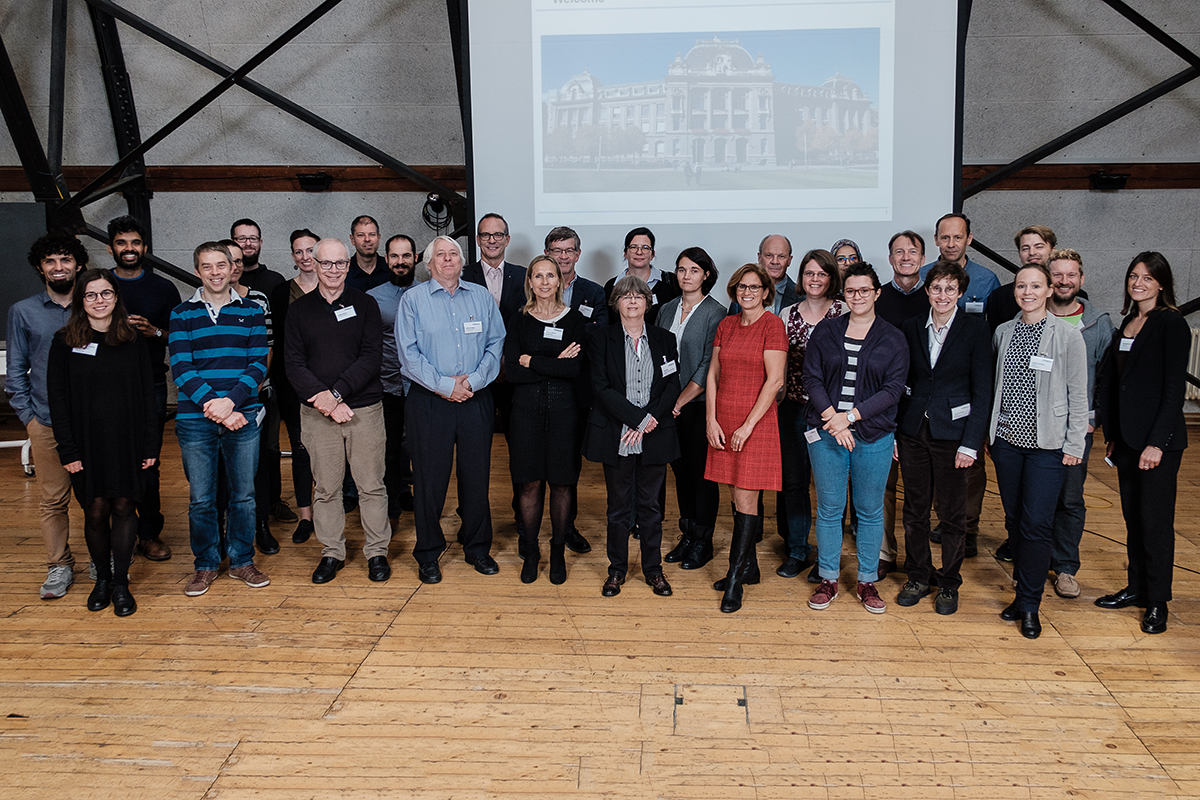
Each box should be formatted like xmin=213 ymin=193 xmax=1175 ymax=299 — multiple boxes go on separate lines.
xmin=989 ymin=312 xmax=1089 ymax=458
xmin=654 ymin=294 xmax=726 ymax=405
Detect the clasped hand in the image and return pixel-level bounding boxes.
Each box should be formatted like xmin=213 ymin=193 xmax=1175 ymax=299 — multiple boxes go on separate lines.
xmin=203 ymin=397 xmax=248 ymax=430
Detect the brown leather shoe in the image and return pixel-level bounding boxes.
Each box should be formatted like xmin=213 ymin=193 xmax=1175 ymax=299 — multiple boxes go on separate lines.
xmin=645 ymin=572 xmax=672 ymax=597
xmin=138 ymin=538 xmax=172 ymax=561
xmin=601 ymin=572 xmax=625 ymax=597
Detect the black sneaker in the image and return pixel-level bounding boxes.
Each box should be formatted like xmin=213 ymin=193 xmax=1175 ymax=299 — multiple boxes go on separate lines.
xmin=994 ymin=540 xmax=1013 ymax=563
xmin=935 ymin=587 xmax=959 ymax=615
xmin=896 ymin=580 xmax=931 ymax=607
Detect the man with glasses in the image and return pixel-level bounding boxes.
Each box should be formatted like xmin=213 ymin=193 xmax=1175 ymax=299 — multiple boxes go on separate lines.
xmin=465 ymin=213 xmax=526 ymax=322
xmin=169 ymin=241 xmax=270 ymax=597
xmin=397 ymin=235 xmax=505 ymax=584
xmin=545 ymin=226 xmax=607 ymax=326
xmin=284 ymin=238 xmax=390 ymax=585
xmin=108 ymin=215 xmax=181 ymax=562
xmin=231 ymin=218 xmax=285 ymax=296
xmin=346 ymin=215 xmax=390 ymax=293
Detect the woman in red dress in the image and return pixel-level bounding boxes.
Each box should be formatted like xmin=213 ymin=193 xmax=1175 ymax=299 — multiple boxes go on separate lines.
xmin=705 ymin=263 xmax=788 ymax=612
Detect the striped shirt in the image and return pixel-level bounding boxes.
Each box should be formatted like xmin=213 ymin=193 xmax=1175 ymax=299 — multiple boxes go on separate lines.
xmin=619 ymin=328 xmax=654 ymax=457
xmin=168 ymin=288 xmax=268 ymax=420
xmin=838 ymin=335 xmax=863 ymax=413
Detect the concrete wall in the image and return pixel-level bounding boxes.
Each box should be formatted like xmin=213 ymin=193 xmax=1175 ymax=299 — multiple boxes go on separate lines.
xmin=2 ymin=0 xmax=1199 ymax=313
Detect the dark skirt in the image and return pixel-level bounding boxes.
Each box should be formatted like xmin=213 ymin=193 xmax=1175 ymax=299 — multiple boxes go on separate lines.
xmin=508 ymin=379 xmax=581 ymax=485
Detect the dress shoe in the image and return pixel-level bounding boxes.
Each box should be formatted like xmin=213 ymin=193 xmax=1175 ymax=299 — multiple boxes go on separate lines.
xmin=270 ymin=501 xmax=298 ymax=523
xmin=1141 ymin=603 xmax=1168 ymax=634
xmin=111 ymin=585 xmax=137 ymax=617
xmin=999 ymin=601 xmax=1021 ymax=621
xmin=1020 ymin=611 xmax=1041 ymax=639
xmin=418 ymin=561 xmax=442 ymax=584
xmin=312 ymin=557 xmax=345 ymax=584
xmin=776 ymin=556 xmax=806 ymax=579
xmin=564 ymin=527 xmax=591 ymax=554
xmin=367 ymin=556 xmax=391 ymax=582
xmin=256 ymin=520 xmax=280 ymax=555
xmin=601 ymin=572 xmax=624 ymax=597
xmin=1095 ymin=587 xmax=1146 ymax=609
xmin=87 ymin=579 xmax=114 ymax=611
xmin=137 ymin=537 xmax=172 ymax=561
xmin=994 ymin=540 xmax=1013 ymax=562
xmin=292 ymin=519 xmax=314 ymax=544
xmin=466 ymin=553 xmax=499 ymax=575
xmin=645 ymin=572 xmax=672 ymax=597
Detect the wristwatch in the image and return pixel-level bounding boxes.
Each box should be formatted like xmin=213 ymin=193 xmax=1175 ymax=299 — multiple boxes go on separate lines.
xmin=846 ymin=410 xmax=858 ymax=424
xmin=330 ymin=389 xmax=343 ymax=404
xmin=154 ymin=328 xmax=163 ymax=338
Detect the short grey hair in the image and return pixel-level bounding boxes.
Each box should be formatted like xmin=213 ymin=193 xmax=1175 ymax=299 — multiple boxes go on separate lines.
xmin=422 ymin=235 xmax=463 ymax=265
xmin=314 ymin=237 xmax=350 ymax=262
xmin=608 ymin=275 xmax=652 ymax=309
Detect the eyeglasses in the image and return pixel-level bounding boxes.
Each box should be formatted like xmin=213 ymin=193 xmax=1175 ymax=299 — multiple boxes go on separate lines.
xmin=315 ymin=259 xmax=351 ymax=271
xmin=618 ymin=293 xmax=646 ymax=303
xmin=927 ymin=285 xmax=960 ymax=296
xmin=844 ymin=287 xmax=876 ymax=298
xmin=547 ymin=247 xmax=578 ymax=257
xmin=478 ymin=232 xmax=508 ymax=241
xmin=736 ymin=283 xmax=764 ymax=293
xmin=627 ymin=244 xmax=653 ymax=253
xmin=233 ymin=235 xmax=261 ymax=244
xmin=835 ymin=255 xmax=858 ymax=265
xmin=83 ymin=289 xmax=115 ymax=302
xmin=801 ymin=270 xmax=828 ymax=280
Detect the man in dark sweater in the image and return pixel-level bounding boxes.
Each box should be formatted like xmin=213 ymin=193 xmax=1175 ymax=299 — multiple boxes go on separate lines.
xmin=284 ymin=238 xmax=390 ymax=585
xmin=231 ymin=218 xmax=285 ymax=297
xmin=345 ymin=215 xmax=390 ymax=293
xmin=107 ymin=215 xmax=180 ymax=562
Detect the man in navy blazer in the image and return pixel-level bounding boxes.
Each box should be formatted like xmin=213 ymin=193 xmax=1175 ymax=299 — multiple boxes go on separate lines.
xmin=895 ymin=260 xmax=993 ymax=614
xmin=463 ymin=213 xmax=526 ymax=323
xmin=545 ymin=226 xmax=608 ymax=326
xmin=727 ymin=233 xmax=799 ymax=316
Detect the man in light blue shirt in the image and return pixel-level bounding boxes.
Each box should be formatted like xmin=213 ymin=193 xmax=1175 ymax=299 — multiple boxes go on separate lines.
xmin=918 ymin=213 xmax=1000 ymax=314
xmin=397 ymin=235 xmax=505 ymax=583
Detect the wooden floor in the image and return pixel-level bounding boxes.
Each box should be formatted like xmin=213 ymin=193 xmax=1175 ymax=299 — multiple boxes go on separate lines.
xmin=1 ymin=421 xmax=1198 ymax=800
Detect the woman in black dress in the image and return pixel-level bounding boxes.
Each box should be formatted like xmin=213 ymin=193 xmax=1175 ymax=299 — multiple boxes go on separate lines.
xmin=47 ymin=268 xmax=158 ymax=617
xmin=1095 ymin=252 xmax=1190 ymax=634
xmin=505 ymin=255 xmax=587 ymax=584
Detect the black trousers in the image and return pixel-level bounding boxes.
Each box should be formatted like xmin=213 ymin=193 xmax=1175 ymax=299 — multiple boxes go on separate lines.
xmin=603 ymin=455 xmax=666 ymax=578
xmin=276 ymin=382 xmax=314 ymax=508
xmin=407 ymin=385 xmax=495 ymax=565
xmin=136 ymin=378 xmax=168 ymax=541
xmin=670 ymin=401 xmax=718 ymax=526
xmin=897 ymin=420 xmax=968 ymax=589
xmin=1113 ymin=437 xmax=1182 ymax=604
xmin=382 ymin=391 xmax=413 ymax=517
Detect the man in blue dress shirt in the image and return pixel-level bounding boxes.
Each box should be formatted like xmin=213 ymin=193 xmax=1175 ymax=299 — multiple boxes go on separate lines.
xmin=397 ymin=235 xmax=505 ymax=583
xmin=918 ymin=213 xmax=1000 ymax=314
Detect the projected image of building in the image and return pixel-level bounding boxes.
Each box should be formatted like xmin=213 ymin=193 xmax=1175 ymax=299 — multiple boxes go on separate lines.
xmin=541 ymin=37 xmax=878 ymax=180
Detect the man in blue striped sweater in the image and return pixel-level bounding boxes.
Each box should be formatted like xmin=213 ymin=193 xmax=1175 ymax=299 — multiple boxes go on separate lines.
xmin=169 ymin=241 xmax=271 ymax=597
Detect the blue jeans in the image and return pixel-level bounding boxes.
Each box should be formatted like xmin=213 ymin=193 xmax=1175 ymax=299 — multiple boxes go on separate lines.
xmin=777 ymin=399 xmax=812 ymax=561
xmin=990 ymin=437 xmax=1067 ymax=612
xmin=807 ymin=428 xmax=894 ymax=583
xmin=176 ymin=416 xmax=261 ymax=571
xmin=1050 ymin=431 xmax=1092 ymax=576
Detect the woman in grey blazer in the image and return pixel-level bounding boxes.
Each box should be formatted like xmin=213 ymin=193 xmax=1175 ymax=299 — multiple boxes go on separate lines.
xmin=655 ymin=247 xmax=726 ymax=569
xmin=988 ymin=263 xmax=1088 ymax=640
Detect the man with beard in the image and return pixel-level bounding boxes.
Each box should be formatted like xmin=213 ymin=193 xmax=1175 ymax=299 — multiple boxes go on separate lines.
xmin=231 ymin=218 xmax=285 ymax=297
xmin=346 ymin=215 xmax=390 ymax=293
xmin=108 ymin=215 xmax=181 ymax=561
xmin=7 ymin=232 xmax=87 ymax=598
xmin=231 ymin=218 xmax=292 ymax=525
xmin=1044 ymin=248 xmax=1113 ymax=599
xmin=368 ymin=234 xmax=418 ymax=518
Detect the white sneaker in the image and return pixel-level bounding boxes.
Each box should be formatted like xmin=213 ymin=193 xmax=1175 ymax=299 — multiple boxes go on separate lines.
xmin=40 ymin=565 xmax=74 ymax=599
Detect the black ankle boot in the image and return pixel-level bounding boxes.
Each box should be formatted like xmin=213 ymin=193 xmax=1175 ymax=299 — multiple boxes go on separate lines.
xmin=681 ymin=523 xmax=714 ymax=569
xmin=664 ymin=519 xmax=695 ymax=564
xmin=720 ymin=511 xmax=759 ymax=613
xmin=256 ymin=519 xmax=280 ymax=555
xmin=549 ymin=540 xmax=567 ymax=585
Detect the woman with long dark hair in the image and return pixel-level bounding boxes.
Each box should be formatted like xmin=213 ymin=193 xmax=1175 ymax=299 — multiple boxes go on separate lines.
xmin=47 ymin=268 xmax=158 ymax=617
xmin=505 ymin=255 xmax=587 ymax=584
xmin=1095 ymin=252 xmax=1189 ymax=634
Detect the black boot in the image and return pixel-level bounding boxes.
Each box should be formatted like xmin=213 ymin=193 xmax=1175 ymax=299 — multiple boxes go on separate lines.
xmin=664 ymin=519 xmax=695 ymax=563
xmin=680 ymin=524 xmax=714 ymax=570
xmin=549 ymin=540 xmax=567 ymax=585
xmin=720 ymin=511 xmax=759 ymax=613
xmin=520 ymin=525 xmax=540 ymax=584
xmin=256 ymin=519 xmax=280 ymax=555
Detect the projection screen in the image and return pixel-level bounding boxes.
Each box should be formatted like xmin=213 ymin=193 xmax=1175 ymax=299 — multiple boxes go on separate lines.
xmin=465 ymin=0 xmax=962 ymax=279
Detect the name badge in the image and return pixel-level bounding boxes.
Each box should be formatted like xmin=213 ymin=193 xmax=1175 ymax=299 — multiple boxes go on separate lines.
xmin=543 ymin=326 xmax=564 ymax=341
xmin=1119 ymin=337 xmax=1134 ymax=352
xmin=804 ymin=428 xmax=822 ymax=445
xmin=965 ymin=301 xmax=984 ymax=314
xmin=334 ymin=306 xmax=357 ymax=322
xmin=463 ymin=320 xmax=483 ymax=334
xmin=651 ymin=294 xmax=659 ymax=305
xmin=1029 ymin=355 xmax=1054 ymax=372
xmin=904 ymin=385 xmax=912 ymax=396
xmin=579 ymin=304 xmax=594 ymax=319
xmin=256 ymin=406 xmax=267 ymax=428
xmin=660 ymin=359 xmax=677 ymax=377
xmin=71 ymin=343 xmax=98 ymax=356
xmin=950 ymin=402 xmax=971 ymax=420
